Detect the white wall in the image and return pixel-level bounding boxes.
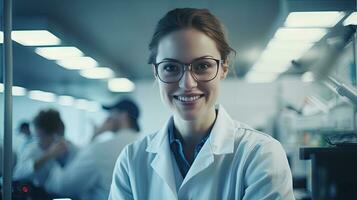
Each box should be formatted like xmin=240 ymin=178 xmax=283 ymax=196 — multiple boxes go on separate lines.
xmin=0 ymin=95 xmax=106 ymax=147
xmin=0 ymin=76 xmax=312 ymax=148
xmin=132 ymin=77 xmax=311 ymax=135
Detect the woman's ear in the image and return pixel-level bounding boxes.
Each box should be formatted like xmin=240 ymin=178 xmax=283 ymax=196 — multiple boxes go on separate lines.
xmin=220 ymin=60 xmax=229 ymax=80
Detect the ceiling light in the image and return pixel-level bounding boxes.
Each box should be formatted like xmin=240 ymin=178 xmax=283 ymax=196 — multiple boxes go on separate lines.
xmin=343 ymin=12 xmax=357 ymax=26
xmin=285 ymin=11 xmax=344 ymax=28
xmin=75 ymin=99 xmax=89 ymax=110
xmin=12 ymin=30 xmax=61 ymax=46
xmin=56 ymin=57 xmax=98 ymax=70
xmin=12 ymin=86 xmax=26 ymax=96
xmin=260 ymin=48 xmax=306 ymax=62
xmin=274 ymin=28 xmax=327 ymax=42
xmin=108 ymin=78 xmax=135 ymax=92
xmin=0 ymin=32 xmax=3 ymax=43
xmin=245 ymin=72 xmax=278 ymax=83
xmin=58 ymin=95 xmax=75 ymax=106
xmin=0 ymin=84 xmax=27 ymax=96
xmin=28 ymin=90 xmax=56 ymax=102
xmin=251 ymin=60 xmax=291 ymax=73
xmin=35 ymin=46 xmax=83 ymax=60
xmin=80 ymin=67 xmax=114 ymax=79
xmin=267 ymin=40 xmax=314 ymax=52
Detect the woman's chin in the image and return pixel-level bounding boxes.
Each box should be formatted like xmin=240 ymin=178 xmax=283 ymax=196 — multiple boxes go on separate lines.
xmin=176 ymin=109 xmax=201 ymax=121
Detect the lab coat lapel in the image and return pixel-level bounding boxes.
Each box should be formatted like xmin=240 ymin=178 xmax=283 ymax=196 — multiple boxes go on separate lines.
xmin=181 ymin=105 xmax=237 ymax=188
xmin=146 ymin=118 xmax=177 ymax=198
xmin=180 ymin=138 xmax=214 ymax=187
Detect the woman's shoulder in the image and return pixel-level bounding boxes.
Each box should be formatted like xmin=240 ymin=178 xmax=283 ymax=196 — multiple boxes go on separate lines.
xmin=233 ymin=120 xmax=283 ymax=152
xmin=121 ymin=131 xmax=160 ymax=158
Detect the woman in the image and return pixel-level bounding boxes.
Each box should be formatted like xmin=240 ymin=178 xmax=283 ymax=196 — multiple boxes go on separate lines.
xmin=109 ymin=8 xmax=294 ymax=200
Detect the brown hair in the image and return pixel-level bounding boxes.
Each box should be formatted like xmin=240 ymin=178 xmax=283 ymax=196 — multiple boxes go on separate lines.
xmin=33 ymin=108 xmax=65 ymax=136
xmin=148 ymin=8 xmax=235 ymax=64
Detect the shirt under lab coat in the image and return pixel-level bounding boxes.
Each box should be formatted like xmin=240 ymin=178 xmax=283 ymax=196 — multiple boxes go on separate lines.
xmin=44 ymin=129 xmax=140 ymax=200
xmin=109 ymin=105 xmax=295 ymax=200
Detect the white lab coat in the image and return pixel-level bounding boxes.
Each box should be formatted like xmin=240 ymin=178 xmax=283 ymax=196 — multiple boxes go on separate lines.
xmin=109 ymin=105 xmax=295 ymax=200
xmin=44 ymin=129 xmax=140 ymax=200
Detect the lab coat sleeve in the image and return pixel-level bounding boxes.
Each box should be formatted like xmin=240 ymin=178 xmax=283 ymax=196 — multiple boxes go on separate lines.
xmin=44 ymin=151 xmax=99 ymax=197
xmin=108 ymin=146 xmax=134 ymax=200
xmin=242 ymin=140 xmax=295 ymax=200
xmin=13 ymin=145 xmax=37 ymax=181
xmin=13 ymin=158 xmax=35 ymax=181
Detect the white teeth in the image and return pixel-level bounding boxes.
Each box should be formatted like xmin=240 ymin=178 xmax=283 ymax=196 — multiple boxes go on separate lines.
xmin=176 ymin=95 xmax=201 ymax=102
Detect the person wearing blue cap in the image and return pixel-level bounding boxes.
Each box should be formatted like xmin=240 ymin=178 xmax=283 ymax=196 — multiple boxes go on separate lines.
xmin=43 ymin=99 xmax=141 ymax=200
xmin=92 ymin=99 xmax=141 ymax=142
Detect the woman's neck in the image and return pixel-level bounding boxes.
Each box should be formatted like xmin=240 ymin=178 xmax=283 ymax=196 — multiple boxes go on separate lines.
xmin=173 ymin=108 xmax=216 ymax=146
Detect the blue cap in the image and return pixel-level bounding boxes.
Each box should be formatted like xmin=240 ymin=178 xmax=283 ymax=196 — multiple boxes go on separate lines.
xmin=102 ymin=99 xmax=140 ymax=120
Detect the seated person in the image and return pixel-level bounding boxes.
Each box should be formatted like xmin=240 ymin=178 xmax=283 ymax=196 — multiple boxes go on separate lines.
xmin=13 ymin=108 xmax=77 ymax=188
xmin=43 ymin=99 xmax=141 ymax=200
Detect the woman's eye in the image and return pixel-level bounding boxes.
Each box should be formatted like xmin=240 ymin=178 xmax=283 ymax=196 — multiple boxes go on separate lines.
xmin=194 ymin=62 xmax=211 ymax=71
xmin=163 ymin=64 xmax=179 ymax=72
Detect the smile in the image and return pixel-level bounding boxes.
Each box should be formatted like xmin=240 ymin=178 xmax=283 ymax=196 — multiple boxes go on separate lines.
xmin=173 ymin=94 xmax=204 ymax=103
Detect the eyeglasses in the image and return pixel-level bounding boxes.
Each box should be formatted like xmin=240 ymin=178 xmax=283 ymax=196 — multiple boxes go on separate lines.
xmin=153 ymin=57 xmax=223 ymax=83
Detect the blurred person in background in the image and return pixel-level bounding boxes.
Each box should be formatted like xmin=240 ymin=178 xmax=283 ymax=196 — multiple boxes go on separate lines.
xmin=13 ymin=121 xmax=34 ymax=156
xmin=43 ymin=98 xmax=141 ymax=200
xmin=91 ymin=98 xmax=141 ymax=143
xmin=13 ymin=109 xmax=78 ymax=188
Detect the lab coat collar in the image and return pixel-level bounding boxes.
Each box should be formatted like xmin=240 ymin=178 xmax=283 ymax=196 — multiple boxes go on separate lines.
xmin=146 ymin=105 xmax=238 ymax=154
xmin=208 ymin=105 xmax=238 ymax=155
xmin=146 ymin=118 xmax=172 ymax=153
xmin=145 ymin=105 xmax=239 ymax=194
xmin=146 ymin=118 xmax=178 ymax=198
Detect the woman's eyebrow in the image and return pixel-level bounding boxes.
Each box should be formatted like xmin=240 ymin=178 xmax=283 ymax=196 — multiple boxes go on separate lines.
xmin=161 ymin=55 xmax=214 ymax=63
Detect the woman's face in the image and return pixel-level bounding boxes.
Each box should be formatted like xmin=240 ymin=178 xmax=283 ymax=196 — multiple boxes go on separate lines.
xmin=155 ymin=28 xmax=228 ymax=121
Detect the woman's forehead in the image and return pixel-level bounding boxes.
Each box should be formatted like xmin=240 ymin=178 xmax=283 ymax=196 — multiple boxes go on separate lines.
xmin=156 ymin=29 xmax=220 ymax=62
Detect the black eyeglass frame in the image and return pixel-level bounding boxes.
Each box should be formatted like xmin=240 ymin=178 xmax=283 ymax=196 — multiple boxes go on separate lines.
xmin=153 ymin=58 xmax=223 ymax=84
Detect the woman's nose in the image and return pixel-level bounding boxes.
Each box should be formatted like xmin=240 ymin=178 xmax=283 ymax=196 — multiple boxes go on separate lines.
xmin=179 ymin=69 xmax=197 ymax=89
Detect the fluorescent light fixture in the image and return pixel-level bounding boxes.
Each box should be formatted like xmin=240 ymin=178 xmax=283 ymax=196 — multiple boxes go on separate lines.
xmin=0 ymin=84 xmax=27 ymax=96
xmin=302 ymin=71 xmax=315 ymax=82
xmin=58 ymin=95 xmax=75 ymax=106
xmin=12 ymin=30 xmax=61 ymax=46
xmin=53 ymin=198 xmax=72 ymax=200
xmin=56 ymin=57 xmax=98 ymax=70
xmin=245 ymin=72 xmax=278 ymax=83
xmin=285 ymin=11 xmax=344 ymax=28
xmin=79 ymin=67 xmax=114 ymax=79
xmin=274 ymin=28 xmax=327 ymax=42
xmin=35 ymin=46 xmax=83 ymax=60
xmin=0 ymin=32 xmax=3 ymax=43
xmin=267 ymin=39 xmax=314 ymax=52
xmin=28 ymin=90 xmax=56 ymax=102
xmin=12 ymin=86 xmax=26 ymax=96
xmin=108 ymin=78 xmax=135 ymax=92
xmin=260 ymin=48 xmax=307 ymax=62
xmin=251 ymin=61 xmax=290 ymax=73
xmin=343 ymin=12 xmax=357 ymax=26
xmin=75 ymin=99 xmax=89 ymax=110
